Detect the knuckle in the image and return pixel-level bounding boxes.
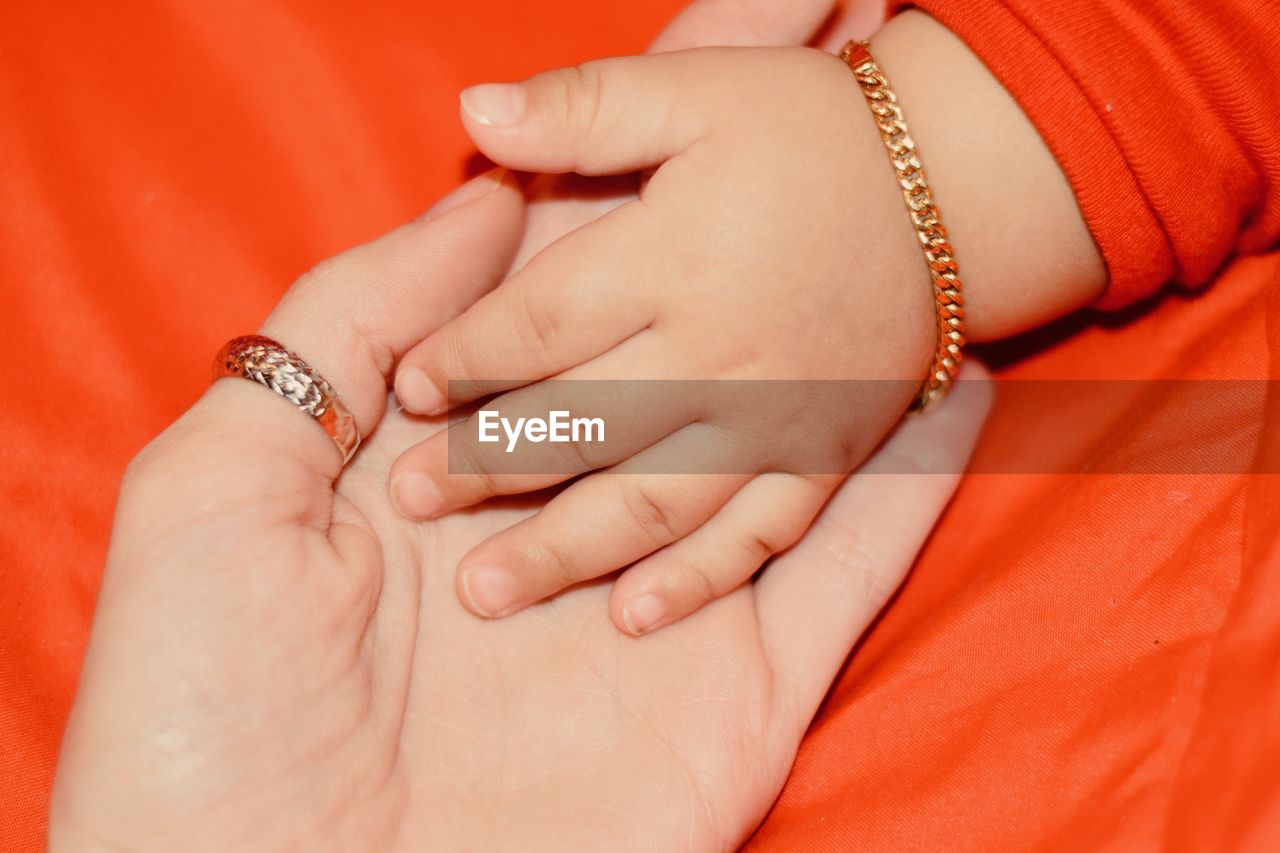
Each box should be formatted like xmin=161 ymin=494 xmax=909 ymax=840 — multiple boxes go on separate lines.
xmin=469 ymin=463 xmax=503 ymax=501
xmin=512 ymin=285 xmax=559 ymax=359
xmin=440 ymin=326 xmax=480 ymax=387
xmin=554 ymin=61 xmax=607 ymax=142
xmin=453 ymin=427 xmax=502 ymax=495
xmin=740 ymin=526 xmax=786 ymax=564
xmin=620 ymin=482 xmax=683 ymax=544
xmin=559 ymin=427 xmax=606 ymax=472
xmin=349 ymin=320 xmax=394 ymax=381
xmin=731 ymin=479 xmax=818 ymax=563
xmin=528 ymin=537 xmax=580 ymax=590
xmin=720 ymin=513 xmax=788 ymax=570
xmin=678 ymin=557 xmax=721 ymax=604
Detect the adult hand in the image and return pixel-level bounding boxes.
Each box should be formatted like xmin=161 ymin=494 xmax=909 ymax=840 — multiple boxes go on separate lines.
xmin=49 ymin=166 xmax=991 ymax=849
xmin=50 ymin=2 xmax=992 ymax=850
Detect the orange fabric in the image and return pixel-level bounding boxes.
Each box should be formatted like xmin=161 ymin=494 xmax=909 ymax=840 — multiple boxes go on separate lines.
xmin=2 ymin=3 xmax=1278 ymax=852
xmin=753 ymin=254 xmax=1280 ymax=849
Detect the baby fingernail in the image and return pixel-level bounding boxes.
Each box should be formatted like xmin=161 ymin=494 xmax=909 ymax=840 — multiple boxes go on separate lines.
xmin=395 ymin=368 xmax=445 ymax=415
xmin=393 ymin=472 xmax=444 ymax=519
xmin=463 ymin=567 xmax=520 ymax=617
xmin=623 ymin=594 xmax=668 ymax=635
xmin=460 ymin=83 xmax=526 ymax=127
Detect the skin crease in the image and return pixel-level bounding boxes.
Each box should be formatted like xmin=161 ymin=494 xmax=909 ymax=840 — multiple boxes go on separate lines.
xmin=389 ymin=9 xmax=1107 ymax=635
xmin=48 ymin=3 xmax=996 ymax=850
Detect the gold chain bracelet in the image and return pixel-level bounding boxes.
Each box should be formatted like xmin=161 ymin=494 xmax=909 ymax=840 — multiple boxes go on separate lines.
xmin=839 ymin=40 xmax=965 ymax=411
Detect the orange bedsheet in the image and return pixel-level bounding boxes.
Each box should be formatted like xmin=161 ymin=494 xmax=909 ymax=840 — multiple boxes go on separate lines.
xmin=2 ymin=1 xmax=1277 ymax=850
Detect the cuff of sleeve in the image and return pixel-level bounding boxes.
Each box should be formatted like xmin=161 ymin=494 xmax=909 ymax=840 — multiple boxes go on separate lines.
xmin=887 ymin=0 xmax=1175 ymax=310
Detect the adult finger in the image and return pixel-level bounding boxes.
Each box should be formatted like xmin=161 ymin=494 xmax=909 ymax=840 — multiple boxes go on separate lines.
xmin=141 ymin=171 xmax=524 ymax=515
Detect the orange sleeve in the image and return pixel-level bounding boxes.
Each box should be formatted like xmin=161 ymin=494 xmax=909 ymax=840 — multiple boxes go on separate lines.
xmin=888 ymin=0 xmax=1280 ymax=309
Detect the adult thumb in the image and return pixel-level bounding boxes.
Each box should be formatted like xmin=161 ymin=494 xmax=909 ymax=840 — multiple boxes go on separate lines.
xmin=136 ymin=170 xmax=524 ymax=513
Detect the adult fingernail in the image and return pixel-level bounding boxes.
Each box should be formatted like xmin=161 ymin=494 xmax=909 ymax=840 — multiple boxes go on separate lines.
xmin=392 ymin=471 xmax=444 ymax=519
xmin=462 ymin=566 xmax=520 ymax=617
xmin=622 ymin=594 xmax=668 ymax=635
xmin=460 ymin=83 xmax=526 ymax=127
xmin=422 ymin=168 xmax=508 ymax=220
xmin=395 ymin=367 xmax=446 ymax=415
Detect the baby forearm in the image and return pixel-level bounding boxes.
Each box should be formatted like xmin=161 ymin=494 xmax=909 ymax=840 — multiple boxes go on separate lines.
xmin=867 ymin=10 xmax=1107 ymax=342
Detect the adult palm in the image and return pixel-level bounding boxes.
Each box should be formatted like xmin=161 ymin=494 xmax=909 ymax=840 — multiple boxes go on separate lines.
xmin=49 ymin=3 xmax=988 ymax=850
xmin=50 ymin=172 xmax=988 ymax=853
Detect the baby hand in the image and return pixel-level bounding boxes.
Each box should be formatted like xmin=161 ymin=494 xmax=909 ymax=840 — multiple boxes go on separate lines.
xmin=390 ymin=47 xmax=938 ymax=634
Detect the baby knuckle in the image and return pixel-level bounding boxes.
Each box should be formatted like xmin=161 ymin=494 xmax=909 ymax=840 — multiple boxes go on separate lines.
xmin=513 ymin=286 xmax=560 ymax=357
xmin=453 ymin=434 xmax=500 ymax=493
xmin=681 ymin=560 xmax=722 ymax=604
xmin=471 ymin=464 xmax=503 ymax=500
xmin=530 ymin=539 xmax=579 ymax=589
xmin=620 ymin=483 xmax=682 ymax=544
xmin=441 ymin=327 xmax=481 ymax=382
xmin=561 ymin=430 xmax=604 ymax=471
xmin=554 ymin=61 xmax=607 ymax=141
xmin=740 ymin=526 xmax=787 ymax=562
xmin=349 ymin=328 xmax=394 ymax=386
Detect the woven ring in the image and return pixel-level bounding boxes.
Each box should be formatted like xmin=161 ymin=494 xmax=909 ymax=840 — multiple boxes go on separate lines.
xmin=213 ymin=335 xmax=361 ymax=464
